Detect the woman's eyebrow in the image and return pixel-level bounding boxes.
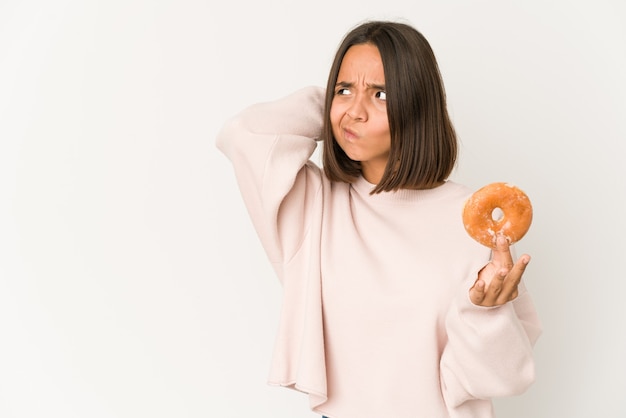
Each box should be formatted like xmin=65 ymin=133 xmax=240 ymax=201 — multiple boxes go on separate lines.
xmin=334 ymin=81 xmax=386 ymax=90
xmin=367 ymin=83 xmax=386 ymax=91
xmin=335 ymin=81 xmax=353 ymax=88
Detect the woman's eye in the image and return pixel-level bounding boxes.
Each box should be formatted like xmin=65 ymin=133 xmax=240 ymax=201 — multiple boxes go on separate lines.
xmin=336 ymin=88 xmax=351 ymax=96
xmin=376 ymin=91 xmax=387 ymax=100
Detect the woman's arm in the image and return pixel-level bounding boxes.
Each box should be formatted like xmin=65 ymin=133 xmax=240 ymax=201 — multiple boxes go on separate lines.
xmin=440 ymin=240 xmax=542 ymax=411
xmin=216 ymin=86 xmax=326 ymax=271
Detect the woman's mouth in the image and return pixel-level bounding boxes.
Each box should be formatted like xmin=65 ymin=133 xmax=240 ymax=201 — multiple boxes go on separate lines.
xmin=343 ymin=127 xmax=359 ymax=141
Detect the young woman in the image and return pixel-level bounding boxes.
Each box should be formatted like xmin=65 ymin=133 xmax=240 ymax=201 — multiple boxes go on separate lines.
xmin=216 ymin=20 xmax=541 ymax=418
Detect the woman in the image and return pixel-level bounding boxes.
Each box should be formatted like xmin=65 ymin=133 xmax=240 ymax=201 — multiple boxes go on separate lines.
xmin=216 ymin=20 xmax=541 ymax=418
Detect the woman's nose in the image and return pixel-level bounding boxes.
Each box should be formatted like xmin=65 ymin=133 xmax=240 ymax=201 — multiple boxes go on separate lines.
xmin=346 ymin=96 xmax=367 ymax=121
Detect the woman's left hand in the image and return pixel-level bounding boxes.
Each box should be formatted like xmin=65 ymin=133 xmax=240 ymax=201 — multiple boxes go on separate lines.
xmin=469 ymin=234 xmax=530 ymax=307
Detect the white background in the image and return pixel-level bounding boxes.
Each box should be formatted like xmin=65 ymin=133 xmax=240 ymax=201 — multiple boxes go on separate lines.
xmin=1 ymin=0 xmax=625 ymax=417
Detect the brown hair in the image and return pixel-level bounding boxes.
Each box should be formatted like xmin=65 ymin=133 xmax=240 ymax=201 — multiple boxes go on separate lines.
xmin=322 ymin=21 xmax=457 ymax=193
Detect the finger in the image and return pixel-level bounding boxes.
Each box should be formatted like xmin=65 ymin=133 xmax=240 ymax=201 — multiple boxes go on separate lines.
xmin=469 ymin=279 xmax=487 ymax=305
xmin=483 ymin=269 xmax=507 ymax=305
xmin=490 ymin=234 xmax=514 ymax=270
xmin=496 ymin=255 xmax=530 ymax=304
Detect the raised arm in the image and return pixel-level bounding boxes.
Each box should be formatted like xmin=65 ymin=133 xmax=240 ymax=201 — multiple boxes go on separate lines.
xmin=216 ymin=87 xmax=326 ymax=272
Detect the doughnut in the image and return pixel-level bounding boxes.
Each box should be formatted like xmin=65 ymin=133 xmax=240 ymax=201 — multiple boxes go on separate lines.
xmin=462 ymin=182 xmax=533 ymax=248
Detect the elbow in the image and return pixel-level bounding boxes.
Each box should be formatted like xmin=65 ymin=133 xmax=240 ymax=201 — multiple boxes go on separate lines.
xmin=215 ymin=116 xmax=236 ymax=154
xmin=494 ymin=357 xmax=537 ymax=397
xmin=469 ymin=354 xmax=538 ymax=399
xmin=215 ymin=114 xmax=248 ymax=159
xmin=513 ymin=359 xmax=537 ymax=395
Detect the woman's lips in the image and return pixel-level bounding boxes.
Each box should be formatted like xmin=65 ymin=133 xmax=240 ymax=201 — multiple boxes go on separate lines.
xmin=343 ymin=127 xmax=359 ymax=141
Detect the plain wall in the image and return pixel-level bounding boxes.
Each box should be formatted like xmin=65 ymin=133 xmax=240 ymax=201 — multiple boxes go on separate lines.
xmin=1 ymin=0 xmax=625 ymax=417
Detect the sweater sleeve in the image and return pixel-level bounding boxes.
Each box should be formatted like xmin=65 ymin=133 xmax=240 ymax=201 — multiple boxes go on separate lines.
xmin=440 ymin=277 xmax=542 ymax=413
xmin=216 ymin=86 xmax=326 ymax=278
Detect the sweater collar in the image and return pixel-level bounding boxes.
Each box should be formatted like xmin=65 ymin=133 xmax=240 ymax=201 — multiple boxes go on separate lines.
xmin=351 ymin=175 xmax=456 ymax=204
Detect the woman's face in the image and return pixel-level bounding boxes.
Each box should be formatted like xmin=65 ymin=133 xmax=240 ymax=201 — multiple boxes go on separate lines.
xmin=330 ymin=43 xmax=391 ymax=185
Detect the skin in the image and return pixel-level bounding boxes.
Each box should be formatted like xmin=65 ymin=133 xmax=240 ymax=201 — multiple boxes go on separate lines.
xmin=470 ymin=234 xmax=531 ymax=307
xmin=330 ymin=43 xmax=390 ymax=184
xmin=330 ymin=43 xmax=529 ymax=306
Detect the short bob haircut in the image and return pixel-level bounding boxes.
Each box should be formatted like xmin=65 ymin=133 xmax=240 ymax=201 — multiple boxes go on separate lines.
xmin=322 ymin=21 xmax=457 ymax=193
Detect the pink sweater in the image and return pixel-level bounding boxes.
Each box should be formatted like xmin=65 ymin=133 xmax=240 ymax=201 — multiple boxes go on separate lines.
xmin=216 ymin=86 xmax=541 ymax=418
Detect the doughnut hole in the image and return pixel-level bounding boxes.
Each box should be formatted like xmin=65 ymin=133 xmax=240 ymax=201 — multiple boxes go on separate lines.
xmin=491 ymin=207 xmax=504 ymax=222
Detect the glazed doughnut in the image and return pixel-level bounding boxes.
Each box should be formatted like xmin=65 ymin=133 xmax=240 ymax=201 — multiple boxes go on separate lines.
xmin=462 ymin=182 xmax=533 ymax=248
